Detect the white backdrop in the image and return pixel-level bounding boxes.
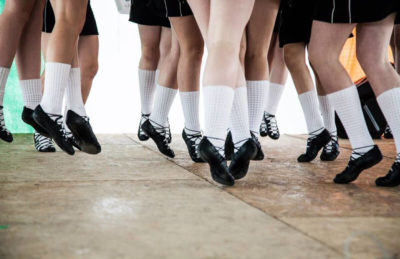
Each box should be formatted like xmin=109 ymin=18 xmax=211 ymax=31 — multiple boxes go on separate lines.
xmin=87 ymin=1 xmax=308 ymax=134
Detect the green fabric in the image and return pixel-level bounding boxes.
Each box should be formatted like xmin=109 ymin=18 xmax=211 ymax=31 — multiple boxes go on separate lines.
xmin=1 ymin=0 xmax=35 ymax=133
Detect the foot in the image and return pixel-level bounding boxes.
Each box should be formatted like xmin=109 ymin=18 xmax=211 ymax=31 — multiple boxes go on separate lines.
xmin=66 ymin=131 xmax=82 ymax=151
xmin=22 ymin=106 xmax=50 ymax=138
xmin=33 ymin=105 xmax=74 ymax=155
xmin=34 ymin=132 xmax=56 ymax=152
xmin=142 ymin=119 xmax=175 ymax=158
xmin=224 ymin=131 xmax=234 ymax=160
xmin=259 ymin=115 xmax=268 ymax=137
xmin=383 ymin=125 xmax=393 ymax=139
xmin=320 ymin=136 xmax=340 ymax=161
xmin=229 ymin=138 xmax=257 ymax=180
xmin=66 ymin=110 xmax=101 ymax=155
xmin=298 ymin=129 xmax=331 ymax=162
xmin=264 ymin=112 xmax=280 ymax=140
xmin=375 ymin=161 xmax=400 ymax=187
xmin=251 ymin=132 xmax=264 ymax=161
xmin=334 ymin=145 xmax=382 ymax=184
xmin=182 ymin=128 xmax=204 ymax=163
xmin=198 ymin=137 xmax=235 ymax=186
xmin=138 ymin=113 xmax=150 ymax=141
xmin=0 ymin=106 xmax=12 ymax=143
xmin=166 ymin=119 xmax=172 ymax=144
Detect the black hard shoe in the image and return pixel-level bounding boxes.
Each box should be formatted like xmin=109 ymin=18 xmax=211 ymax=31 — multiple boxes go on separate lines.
xmin=375 ymin=161 xmax=400 ymax=187
xmin=383 ymin=125 xmax=393 ymax=139
xmin=182 ymin=129 xmax=204 ymax=163
xmin=198 ymin=137 xmax=235 ymax=186
xmin=334 ymin=145 xmax=382 ymax=184
xmin=251 ymin=132 xmax=264 ymax=161
xmin=229 ymin=139 xmax=257 ymax=180
xmin=264 ymin=112 xmax=280 ymax=140
xmin=66 ymin=110 xmax=101 ymax=155
xmin=298 ymin=128 xmax=331 ymax=163
xmin=66 ymin=131 xmax=82 ymax=151
xmin=166 ymin=119 xmax=172 ymax=144
xmin=224 ymin=131 xmax=234 ymax=160
xmin=259 ymin=116 xmax=268 ymax=137
xmin=33 ymin=105 xmax=74 ymax=155
xmin=138 ymin=113 xmax=150 ymax=141
xmin=0 ymin=106 xmax=13 ymax=143
xmin=320 ymin=136 xmax=340 ymax=161
xmin=142 ymin=119 xmax=175 ymax=158
xmin=34 ymin=132 xmax=56 ymax=152
xmin=22 ymin=106 xmax=50 ymax=138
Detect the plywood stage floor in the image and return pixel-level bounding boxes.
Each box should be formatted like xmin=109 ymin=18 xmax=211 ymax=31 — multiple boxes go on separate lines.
xmin=0 ymin=134 xmax=399 ymax=259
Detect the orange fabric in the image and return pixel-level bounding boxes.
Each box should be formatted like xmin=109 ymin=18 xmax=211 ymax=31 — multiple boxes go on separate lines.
xmin=340 ymin=29 xmax=394 ymax=82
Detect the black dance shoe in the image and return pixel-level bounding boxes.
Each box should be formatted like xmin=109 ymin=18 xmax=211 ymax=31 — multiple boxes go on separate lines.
xmin=262 ymin=112 xmax=280 ymax=140
xmin=224 ymin=131 xmax=234 ymax=160
xmin=0 ymin=106 xmax=13 ymax=143
xmin=66 ymin=110 xmax=101 ymax=155
xmin=375 ymin=161 xmax=400 ymax=187
xmin=34 ymin=132 xmax=56 ymax=152
xmin=251 ymin=132 xmax=264 ymax=161
xmin=383 ymin=125 xmax=393 ymax=139
xmin=198 ymin=137 xmax=235 ymax=186
xmin=182 ymin=129 xmax=204 ymax=163
xmin=320 ymin=137 xmax=340 ymax=161
xmin=138 ymin=113 xmax=150 ymax=141
xmin=22 ymin=106 xmax=50 ymax=138
xmin=33 ymin=105 xmax=74 ymax=155
xmin=334 ymin=145 xmax=382 ymax=184
xmin=229 ymin=138 xmax=257 ymax=180
xmin=142 ymin=119 xmax=175 ymax=158
xmin=297 ymin=129 xmax=331 ymax=162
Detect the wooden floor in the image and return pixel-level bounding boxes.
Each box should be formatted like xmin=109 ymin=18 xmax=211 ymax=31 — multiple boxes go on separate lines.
xmin=0 ymin=134 xmax=399 ymax=259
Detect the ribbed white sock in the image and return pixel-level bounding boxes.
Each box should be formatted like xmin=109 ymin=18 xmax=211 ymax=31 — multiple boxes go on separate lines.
xmin=265 ymin=82 xmax=285 ymax=115
xmin=20 ymin=79 xmax=42 ymax=110
xmin=41 ymin=62 xmax=71 ymax=115
xmin=180 ymin=91 xmax=201 ymax=133
xmin=231 ymin=86 xmax=251 ymax=150
xmin=0 ymin=67 xmax=10 ymax=106
xmin=247 ymin=80 xmax=268 ymax=136
xmin=298 ymin=90 xmax=324 ymax=135
xmin=149 ymin=84 xmax=177 ymax=126
xmin=377 ymin=87 xmax=400 ymax=155
xmin=328 ymin=85 xmax=374 ymax=157
xmin=66 ymin=68 xmax=86 ymax=116
xmin=203 ymin=85 xmax=235 ymax=156
xmin=139 ymin=69 xmax=156 ymax=115
xmin=318 ymin=95 xmax=337 ymax=137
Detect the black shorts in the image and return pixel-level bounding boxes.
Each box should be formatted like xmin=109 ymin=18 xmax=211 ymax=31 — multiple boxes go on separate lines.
xmin=314 ymin=0 xmax=398 ymax=24
xmin=279 ymin=0 xmax=316 ymax=47
xmin=152 ymin=0 xmax=193 ymax=18
xmin=396 ymin=13 xmax=400 ymax=24
xmin=130 ymin=0 xmax=171 ymax=27
xmin=273 ymin=6 xmax=282 ymax=33
xmin=42 ymin=0 xmax=99 ymax=35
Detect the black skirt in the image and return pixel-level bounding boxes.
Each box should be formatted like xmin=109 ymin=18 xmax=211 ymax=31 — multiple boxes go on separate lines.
xmin=314 ymin=0 xmax=398 ymax=24
xmin=279 ymin=0 xmax=316 ymax=47
xmin=130 ymin=0 xmax=171 ymax=27
xmin=42 ymin=0 xmax=99 ymax=36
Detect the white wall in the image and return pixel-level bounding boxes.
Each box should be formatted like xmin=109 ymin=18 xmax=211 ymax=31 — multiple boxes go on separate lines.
xmin=88 ymin=1 xmax=308 ymax=134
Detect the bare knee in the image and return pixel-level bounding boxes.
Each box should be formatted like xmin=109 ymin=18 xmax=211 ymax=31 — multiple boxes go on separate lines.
xmin=180 ymin=41 xmax=204 ymax=62
xmin=2 ymin=6 xmax=31 ymax=26
xmin=81 ymin=61 xmax=98 ymax=80
xmin=141 ymin=45 xmax=160 ymax=68
xmin=284 ymin=46 xmax=306 ymax=72
xmin=245 ymin=45 xmax=268 ymax=66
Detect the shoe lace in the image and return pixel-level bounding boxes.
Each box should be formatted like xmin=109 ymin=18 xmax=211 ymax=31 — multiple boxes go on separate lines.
xmin=306 ymin=127 xmax=324 ymax=149
xmin=384 ymin=125 xmax=392 ymax=135
xmin=207 ymin=136 xmax=226 ymax=160
xmin=324 ymin=132 xmax=338 ymax=153
xmin=349 ymin=145 xmax=374 ymax=162
xmin=266 ymin=113 xmax=278 ymax=134
xmin=0 ymin=106 xmax=11 ymax=134
xmin=149 ymin=119 xmax=170 ymax=145
xmin=49 ymin=114 xmax=69 ymax=140
xmin=34 ymin=133 xmax=53 ymax=150
xmin=233 ymin=138 xmax=248 ymax=152
xmin=185 ymin=128 xmax=202 ymax=157
xmin=165 ymin=119 xmax=171 ymax=141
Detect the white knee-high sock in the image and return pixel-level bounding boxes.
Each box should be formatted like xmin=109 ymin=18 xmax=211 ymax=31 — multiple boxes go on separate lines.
xmin=66 ymin=68 xmax=86 ymax=116
xmin=149 ymin=84 xmax=177 ymax=126
xmin=180 ymin=91 xmax=201 ymax=133
xmin=41 ymin=62 xmax=71 ymax=115
xmin=247 ymin=80 xmax=268 ymax=136
xmin=20 ymin=79 xmax=42 ymax=110
xmin=231 ymin=86 xmax=251 ymax=150
xmin=328 ymin=85 xmax=374 ymax=157
xmin=139 ymin=69 xmax=156 ymax=115
xmin=203 ymin=85 xmax=235 ymax=156
xmin=265 ymin=82 xmax=285 ymax=115
xmin=298 ymin=90 xmax=325 ymax=135
xmin=377 ymin=87 xmax=400 ymax=159
xmin=318 ymin=95 xmax=337 ymax=137
xmin=0 ymin=67 xmax=10 ymax=106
